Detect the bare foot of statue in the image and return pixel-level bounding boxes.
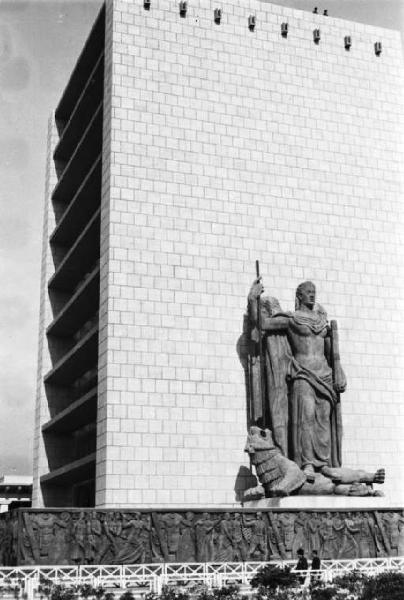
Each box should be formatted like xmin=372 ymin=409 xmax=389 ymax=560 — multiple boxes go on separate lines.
xmin=369 ymin=468 xmax=385 ymax=484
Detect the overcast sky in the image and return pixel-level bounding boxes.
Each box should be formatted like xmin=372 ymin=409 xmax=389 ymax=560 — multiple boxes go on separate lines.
xmin=0 ymin=0 xmax=403 ymax=476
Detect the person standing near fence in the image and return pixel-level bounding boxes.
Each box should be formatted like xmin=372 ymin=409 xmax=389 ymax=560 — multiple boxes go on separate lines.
xmin=311 ymin=549 xmax=321 ymax=570
xmin=296 ymin=548 xmax=309 ymax=583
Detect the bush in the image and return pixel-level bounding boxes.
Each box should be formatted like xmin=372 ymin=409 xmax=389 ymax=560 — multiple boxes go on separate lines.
xmin=190 ymin=585 xmax=211 ymax=600
xmin=78 ymin=585 xmax=94 ymax=599
xmin=360 ymin=571 xmax=404 ymax=600
xmin=333 ymin=570 xmax=368 ymax=596
xmin=310 ymin=587 xmax=338 ymax=600
xmin=253 ymin=589 xmax=308 ymax=600
xmin=0 ymin=584 xmax=22 ymax=599
xmin=145 ymin=587 xmax=189 ymax=600
xmin=146 ymin=583 xmax=240 ymax=600
xmin=250 ymin=565 xmax=299 ymax=590
xmin=210 ymin=585 xmax=240 ymax=600
xmin=268 ymin=590 xmax=299 ymax=600
xmin=38 ymin=576 xmax=53 ymax=599
xmin=50 ymin=585 xmax=77 ymax=600
xmin=94 ymin=587 xmax=106 ymax=600
xmin=119 ymin=592 xmax=135 ymax=600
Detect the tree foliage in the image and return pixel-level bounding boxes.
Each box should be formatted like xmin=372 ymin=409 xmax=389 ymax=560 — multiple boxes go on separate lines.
xmin=332 ymin=570 xmax=368 ymax=595
xmin=360 ymin=571 xmax=404 ymax=600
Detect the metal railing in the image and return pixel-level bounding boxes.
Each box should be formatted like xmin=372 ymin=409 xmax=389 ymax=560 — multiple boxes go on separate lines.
xmin=0 ymin=558 xmax=403 ymax=598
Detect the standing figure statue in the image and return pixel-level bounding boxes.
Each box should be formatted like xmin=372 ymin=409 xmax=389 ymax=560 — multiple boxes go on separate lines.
xmin=246 ymin=276 xmax=385 ymax=496
xmin=248 ymin=279 xmax=345 ymax=481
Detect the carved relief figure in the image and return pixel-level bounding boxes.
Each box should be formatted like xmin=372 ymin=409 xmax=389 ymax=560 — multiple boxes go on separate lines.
xmin=70 ymin=512 xmax=87 ymax=563
xmin=339 ymin=512 xmax=360 ymax=559
xmin=292 ymin=512 xmax=308 ymax=557
xmin=160 ymin=513 xmax=183 ymax=561
xmin=7 ymin=514 xmax=18 ymax=565
xmin=195 ymin=513 xmax=217 ymax=562
xmin=216 ymin=512 xmax=234 ymax=561
xmin=332 ymin=512 xmax=346 ymax=553
xmin=1 ymin=514 xmax=18 ymax=566
xmin=53 ymin=512 xmax=71 ymax=564
xmin=18 ymin=513 xmax=34 ymax=565
xmin=267 ymin=520 xmax=282 ymax=559
xmin=397 ymin=511 xmax=404 ymax=557
xmin=84 ymin=511 xmax=102 ymax=564
xmin=0 ymin=517 xmax=7 ymax=565
xmin=245 ymin=512 xmax=268 ymax=560
xmin=373 ymin=522 xmax=387 ymax=557
xmin=319 ymin=512 xmax=340 ymax=559
xmin=177 ymin=512 xmax=195 ymax=562
xmin=355 ymin=513 xmax=374 ymax=558
xmin=307 ymin=512 xmax=321 ymax=555
xmin=232 ymin=513 xmax=248 ymax=562
xmin=278 ymin=513 xmax=295 ymax=558
xmin=101 ymin=512 xmax=123 ymax=562
xmin=118 ymin=512 xmax=150 ymax=563
xmin=382 ymin=512 xmax=401 ymax=556
xmin=32 ymin=513 xmax=56 ymax=560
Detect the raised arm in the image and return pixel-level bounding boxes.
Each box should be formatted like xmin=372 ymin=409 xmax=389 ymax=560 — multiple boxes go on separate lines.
xmin=248 ymin=279 xmax=289 ymax=331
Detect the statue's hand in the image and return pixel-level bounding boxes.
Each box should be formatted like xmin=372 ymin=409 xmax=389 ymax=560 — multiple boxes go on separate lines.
xmin=249 ymin=278 xmax=264 ymax=300
xmin=334 ymin=366 xmax=347 ymax=393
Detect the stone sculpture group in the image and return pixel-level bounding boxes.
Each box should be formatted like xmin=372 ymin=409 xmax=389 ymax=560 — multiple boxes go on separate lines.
xmin=245 ymin=279 xmax=385 ymax=497
xmin=0 ymin=279 xmax=394 ymax=568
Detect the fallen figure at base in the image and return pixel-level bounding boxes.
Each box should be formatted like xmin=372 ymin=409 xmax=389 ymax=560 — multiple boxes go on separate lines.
xmin=244 ymin=427 xmax=385 ymax=499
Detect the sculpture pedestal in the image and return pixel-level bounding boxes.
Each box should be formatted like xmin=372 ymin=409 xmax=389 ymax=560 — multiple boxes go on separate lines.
xmin=243 ymin=496 xmax=391 ymax=510
xmin=0 ymin=507 xmax=402 ymax=565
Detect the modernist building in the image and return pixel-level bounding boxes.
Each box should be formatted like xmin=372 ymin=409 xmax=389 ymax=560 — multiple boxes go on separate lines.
xmin=34 ymin=7 xmax=105 ymax=507
xmin=33 ymin=0 xmax=404 ymax=509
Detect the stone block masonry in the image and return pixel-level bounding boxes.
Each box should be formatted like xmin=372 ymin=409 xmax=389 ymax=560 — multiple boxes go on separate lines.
xmin=94 ymin=0 xmax=404 ymax=508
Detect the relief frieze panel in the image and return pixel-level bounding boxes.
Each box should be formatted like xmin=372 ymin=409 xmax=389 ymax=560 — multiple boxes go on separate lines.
xmin=0 ymin=509 xmax=403 ymax=566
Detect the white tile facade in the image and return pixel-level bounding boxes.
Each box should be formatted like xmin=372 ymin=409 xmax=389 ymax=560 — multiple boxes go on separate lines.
xmin=69 ymin=0 xmax=404 ymax=507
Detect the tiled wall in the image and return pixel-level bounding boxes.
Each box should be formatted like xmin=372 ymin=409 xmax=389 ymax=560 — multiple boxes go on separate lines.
xmin=96 ymin=0 xmax=404 ymax=506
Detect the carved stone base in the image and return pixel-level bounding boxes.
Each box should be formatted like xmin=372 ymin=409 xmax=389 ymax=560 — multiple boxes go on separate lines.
xmin=0 ymin=507 xmax=403 ymax=566
xmin=243 ymin=496 xmax=392 ymax=509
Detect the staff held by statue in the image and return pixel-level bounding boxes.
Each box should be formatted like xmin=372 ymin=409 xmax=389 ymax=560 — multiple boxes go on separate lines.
xmin=255 ymin=260 xmax=266 ymax=426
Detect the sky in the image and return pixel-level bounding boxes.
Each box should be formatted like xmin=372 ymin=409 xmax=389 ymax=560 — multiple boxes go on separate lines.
xmin=0 ymin=0 xmax=403 ymax=477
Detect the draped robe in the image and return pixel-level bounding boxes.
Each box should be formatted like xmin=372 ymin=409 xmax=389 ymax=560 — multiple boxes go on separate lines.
xmin=248 ymin=298 xmax=342 ymax=469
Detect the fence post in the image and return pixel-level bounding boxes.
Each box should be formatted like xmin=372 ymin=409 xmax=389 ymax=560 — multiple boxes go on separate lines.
xmin=152 ymin=575 xmax=163 ymax=595
xmin=24 ymin=576 xmax=35 ymax=600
